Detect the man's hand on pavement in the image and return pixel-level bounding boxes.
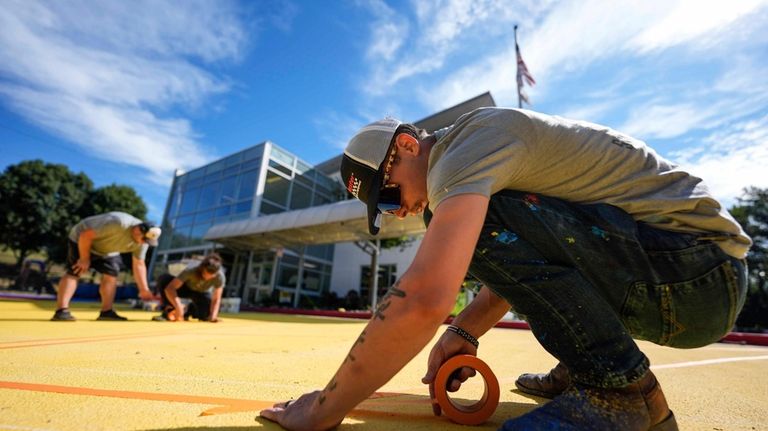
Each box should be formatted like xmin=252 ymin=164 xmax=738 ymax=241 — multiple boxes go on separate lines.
xmin=421 ymin=329 xmax=479 ymax=416
xmin=259 ymin=390 xmax=341 ymax=431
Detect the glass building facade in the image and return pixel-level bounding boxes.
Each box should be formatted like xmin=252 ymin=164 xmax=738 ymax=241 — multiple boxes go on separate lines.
xmin=151 ymin=141 xmax=343 ymax=306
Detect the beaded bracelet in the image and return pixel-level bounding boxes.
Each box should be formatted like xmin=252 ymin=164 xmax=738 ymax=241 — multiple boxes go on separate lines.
xmin=447 ymin=325 xmax=479 ymax=348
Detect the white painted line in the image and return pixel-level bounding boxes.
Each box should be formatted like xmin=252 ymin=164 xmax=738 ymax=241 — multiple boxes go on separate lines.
xmin=652 ymin=355 xmax=768 ymax=370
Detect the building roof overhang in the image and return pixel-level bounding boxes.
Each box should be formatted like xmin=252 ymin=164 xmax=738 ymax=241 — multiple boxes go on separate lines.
xmin=204 ymin=200 xmax=425 ymax=249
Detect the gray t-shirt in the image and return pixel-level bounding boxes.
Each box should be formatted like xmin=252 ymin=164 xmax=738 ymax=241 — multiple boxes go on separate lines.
xmin=427 ymin=108 xmax=751 ymax=259
xmin=68 ymin=212 xmax=149 ymax=259
xmin=177 ymin=266 xmax=226 ymax=293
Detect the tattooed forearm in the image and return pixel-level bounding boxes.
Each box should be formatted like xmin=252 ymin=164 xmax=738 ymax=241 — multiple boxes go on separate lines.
xmin=343 ymin=331 xmax=366 ymax=364
xmin=373 ymin=280 xmax=406 ymax=321
xmin=320 ymin=330 xmax=367 ymax=406
xmin=319 ymin=378 xmax=338 ymax=405
xmin=317 ymin=282 xmax=407 ymax=408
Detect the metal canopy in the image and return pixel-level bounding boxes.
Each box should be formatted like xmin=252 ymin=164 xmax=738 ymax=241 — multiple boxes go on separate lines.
xmin=204 ymin=199 xmax=426 ymax=249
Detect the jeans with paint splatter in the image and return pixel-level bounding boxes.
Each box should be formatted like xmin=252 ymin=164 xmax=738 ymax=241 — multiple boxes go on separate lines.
xmin=466 ymin=190 xmax=747 ymax=388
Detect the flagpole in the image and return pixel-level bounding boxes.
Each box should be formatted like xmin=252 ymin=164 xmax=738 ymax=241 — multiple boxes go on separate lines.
xmin=515 ymin=25 xmax=521 ymax=109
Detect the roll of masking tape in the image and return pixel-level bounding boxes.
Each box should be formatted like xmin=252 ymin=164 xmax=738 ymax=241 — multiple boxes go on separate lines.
xmin=430 ymin=354 xmax=500 ymax=425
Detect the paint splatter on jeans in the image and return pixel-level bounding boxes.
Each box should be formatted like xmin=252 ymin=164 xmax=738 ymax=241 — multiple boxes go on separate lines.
xmin=465 ymin=190 xmax=747 ymax=388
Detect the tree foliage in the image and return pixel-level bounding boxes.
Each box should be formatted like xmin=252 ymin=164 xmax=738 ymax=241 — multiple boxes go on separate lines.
xmin=730 ymin=187 xmax=768 ymax=331
xmin=0 ymin=160 xmax=92 ymax=267
xmin=83 ymin=184 xmax=148 ymax=220
xmin=0 ymin=160 xmax=149 ymax=268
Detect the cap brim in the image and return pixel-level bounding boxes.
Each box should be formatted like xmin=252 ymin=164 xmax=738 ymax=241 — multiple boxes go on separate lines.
xmin=366 ymin=171 xmax=384 ymax=235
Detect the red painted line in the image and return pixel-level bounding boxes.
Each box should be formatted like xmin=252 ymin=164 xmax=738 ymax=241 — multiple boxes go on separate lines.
xmin=245 ymin=308 xmax=768 ymax=346
xmin=0 ymin=329 xmax=193 ymax=350
xmin=720 ymin=332 xmax=768 ymax=346
xmin=0 ymin=380 xmax=272 ymax=416
xmin=0 ymin=380 xmax=434 ymax=419
xmin=241 ymin=306 xmax=373 ymax=319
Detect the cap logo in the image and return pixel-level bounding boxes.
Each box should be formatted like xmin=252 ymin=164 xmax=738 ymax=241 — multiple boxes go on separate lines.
xmin=347 ymin=174 xmax=362 ymax=198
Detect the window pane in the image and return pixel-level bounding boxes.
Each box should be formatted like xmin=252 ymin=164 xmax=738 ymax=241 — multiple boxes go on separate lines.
xmin=195 ymin=210 xmax=214 ymax=224
xmin=290 ymin=183 xmax=312 ymax=210
xmin=176 ymin=214 xmax=194 ymax=227
xmin=179 ymin=187 xmax=201 ymax=214
xmin=166 ymin=184 xmax=181 ymax=219
xmin=187 ymin=168 xmax=205 ymax=180
xmin=225 ymin=153 xmax=243 ymax=168
xmin=187 ymin=177 xmax=203 ymax=189
xmin=215 ymin=205 xmax=231 ymax=218
xmin=278 ymin=264 xmax=298 ymax=288
xmin=268 ymin=159 xmax=292 ymax=176
xmin=306 ymin=244 xmax=333 ymax=261
xmin=206 ymin=159 xmax=225 ymax=174
xmin=170 ymin=226 xmax=192 ymax=248
xmin=259 ymin=201 xmax=283 ymax=215
xmin=240 ymin=157 xmax=261 ymax=171
xmin=298 ymin=160 xmax=312 ymax=173
xmin=219 ymin=176 xmax=237 ymax=205
xmin=264 ymin=170 xmax=290 ymax=206
xmin=260 ymin=264 xmax=272 ymax=285
xmin=234 ymin=200 xmax=253 ymax=214
xmin=315 ymin=175 xmax=336 ymax=194
xmin=303 ymin=270 xmax=321 ymax=291
xmin=244 ymin=145 xmax=263 ymax=161
xmin=270 ymin=145 xmax=295 ymax=167
xmin=314 ymin=193 xmax=332 ymax=206
xmin=238 ymin=169 xmax=258 ymax=200
xmin=197 ymin=182 xmax=220 ymax=209
xmin=190 ymin=222 xmax=212 ymax=243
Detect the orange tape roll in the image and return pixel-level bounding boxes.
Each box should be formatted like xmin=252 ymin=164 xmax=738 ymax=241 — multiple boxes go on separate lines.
xmin=430 ymin=354 xmax=500 ymax=425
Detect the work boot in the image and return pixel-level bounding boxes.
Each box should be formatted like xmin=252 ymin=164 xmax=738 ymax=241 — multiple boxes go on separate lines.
xmin=502 ymin=370 xmax=678 ymax=431
xmin=51 ymin=308 xmax=76 ymax=321
xmin=96 ymin=309 xmax=128 ymax=321
xmin=515 ymin=362 xmax=570 ymax=398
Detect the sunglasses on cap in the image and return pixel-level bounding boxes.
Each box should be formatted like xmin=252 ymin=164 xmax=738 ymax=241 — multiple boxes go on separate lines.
xmin=377 ymin=184 xmax=401 ymax=215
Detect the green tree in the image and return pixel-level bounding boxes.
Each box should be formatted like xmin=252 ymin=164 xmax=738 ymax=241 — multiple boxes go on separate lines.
xmin=0 ymin=160 xmax=92 ymax=268
xmin=730 ymin=187 xmax=768 ymax=331
xmin=82 ymin=184 xmax=148 ymax=220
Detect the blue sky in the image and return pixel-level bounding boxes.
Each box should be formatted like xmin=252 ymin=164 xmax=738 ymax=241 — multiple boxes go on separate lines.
xmin=1 ymin=0 xmax=767 ymax=223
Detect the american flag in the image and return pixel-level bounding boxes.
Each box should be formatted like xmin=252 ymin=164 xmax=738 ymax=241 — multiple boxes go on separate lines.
xmin=516 ymin=34 xmax=535 ymax=106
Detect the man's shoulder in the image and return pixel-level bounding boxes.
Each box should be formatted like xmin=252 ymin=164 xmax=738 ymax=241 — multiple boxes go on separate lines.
xmin=85 ymin=212 xmax=140 ymax=228
xmin=106 ymin=212 xmax=141 ymax=226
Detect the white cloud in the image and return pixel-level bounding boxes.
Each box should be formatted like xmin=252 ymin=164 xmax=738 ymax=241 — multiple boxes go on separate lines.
xmin=619 ymin=55 xmax=768 ymax=140
xmin=0 ymin=0 xmax=250 ymax=185
xmin=360 ymin=0 xmax=546 ymax=96
xmin=418 ymin=0 xmax=768 ymax=111
xmin=360 ymin=0 xmax=408 ymax=62
xmin=628 ymin=0 xmax=765 ymax=53
xmin=670 ymin=114 xmax=768 ymax=204
xmin=313 ymin=110 xmax=367 ymax=152
xmin=621 ymin=103 xmax=716 ymax=139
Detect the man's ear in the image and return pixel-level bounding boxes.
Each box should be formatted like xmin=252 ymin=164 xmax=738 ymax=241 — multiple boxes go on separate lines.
xmin=394 ymin=133 xmax=420 ymax=155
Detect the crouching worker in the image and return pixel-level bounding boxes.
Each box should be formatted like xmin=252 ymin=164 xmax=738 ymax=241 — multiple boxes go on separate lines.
xmin=153 ymin=253 xmax=226 ymax=322
xmin=51 ymin=211 xmax=161 ymax=321
xmin=260 ymin=109 xmax=750 ymax=431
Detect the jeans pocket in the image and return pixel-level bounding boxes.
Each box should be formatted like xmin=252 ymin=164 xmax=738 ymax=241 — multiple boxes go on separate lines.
xmin=621 ymin=260 xmax=739 ymax=348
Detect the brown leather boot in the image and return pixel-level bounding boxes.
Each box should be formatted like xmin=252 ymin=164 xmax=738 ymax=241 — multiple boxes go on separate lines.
xmin=514 ymin=362 xmax=570 ymax=398
xmin=502 ymin=370 xmax=678 ymax=430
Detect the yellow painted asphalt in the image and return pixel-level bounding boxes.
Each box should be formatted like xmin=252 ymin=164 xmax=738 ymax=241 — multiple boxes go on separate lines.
xmin=0 ymin=299 xmax=766 ymax=430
